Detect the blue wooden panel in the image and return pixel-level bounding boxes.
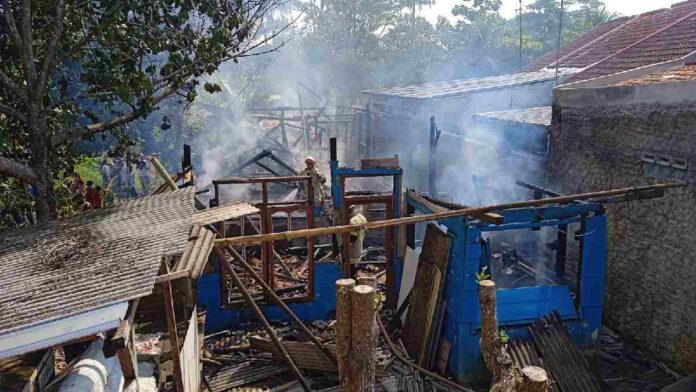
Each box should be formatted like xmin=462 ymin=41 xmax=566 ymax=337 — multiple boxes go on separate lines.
xmin=199 ymin=262 xmax=343 ymax=333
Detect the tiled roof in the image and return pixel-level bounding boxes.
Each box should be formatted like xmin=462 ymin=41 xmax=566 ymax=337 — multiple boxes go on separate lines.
xmin=569 ymin=9 xmax=696 ymax=82
xmin=362 ymin=69 xmax=577 ymax=99
xmin=472 ymin=106 xmax=552 ymax=127
xmin=0 ymin=188 xmax=196 ymax=335
xmin=528 ymin=0 xmax=696 ymax=82
xmin=175 ymin=224 xmax=216 ymax=279
xmin=523 ymin=17 xmax=632 ymax=72
xmin=612 ymin=64 xmax=696 ymax=86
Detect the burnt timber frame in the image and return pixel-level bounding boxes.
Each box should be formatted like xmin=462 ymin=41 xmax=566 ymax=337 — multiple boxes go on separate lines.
xmin=329 ymin=137 xmax=403 ymax=308
xmin=212 ymin=176 xmax=316 ymax=303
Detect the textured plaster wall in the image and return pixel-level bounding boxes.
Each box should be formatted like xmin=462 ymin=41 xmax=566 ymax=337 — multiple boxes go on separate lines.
xmin=547 ymin=95 xmax=696 ymax=373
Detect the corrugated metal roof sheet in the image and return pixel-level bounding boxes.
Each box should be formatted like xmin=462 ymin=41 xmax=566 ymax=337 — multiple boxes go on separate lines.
xmin=472 ymin=106 xmax=552 ymax=127
xmin=362 ymin=69 xmax=577 ymax=100
xmin=0 ymin=187 xmax=196 ymax=335
xmin=193 ymin=201 xmax=259 ymax=225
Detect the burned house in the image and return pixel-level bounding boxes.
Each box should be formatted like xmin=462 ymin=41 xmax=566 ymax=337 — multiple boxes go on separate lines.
xmin=548 ymin=62 xmax=696 ymax=374
xmin=362 ymin=70 xmax=575 ymax=203
xmin=362 ymin=0 xmax=696 ymax=206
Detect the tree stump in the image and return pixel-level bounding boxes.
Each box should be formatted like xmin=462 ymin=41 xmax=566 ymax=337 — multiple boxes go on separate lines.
xmin=519 ymin=366 xmax=549 ymax=392
xmin=336 ymin=280 xmax=378 ymax=392
xmin=347 ymin=285 xmax=378 ymax=392
xmin=336 ymin=278 xmax=356 ymax=386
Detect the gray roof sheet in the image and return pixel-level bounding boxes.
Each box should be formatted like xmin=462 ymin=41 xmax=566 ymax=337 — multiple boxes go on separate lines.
xmin=472 ymin=106 xmax=552 ymax=127
xmin=362 ymin=70 xmax=577 ymax=100
xmin=0 ymin=187 xmax=196 ymax=335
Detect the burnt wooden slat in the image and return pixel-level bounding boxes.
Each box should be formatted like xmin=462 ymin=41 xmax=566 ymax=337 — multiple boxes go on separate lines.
xmin=402 ymin=224 xmax=452 ymax=367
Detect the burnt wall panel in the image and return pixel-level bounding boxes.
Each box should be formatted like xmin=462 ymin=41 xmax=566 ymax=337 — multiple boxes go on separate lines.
xmin=547 ymin=99 xmax=696 ymax=374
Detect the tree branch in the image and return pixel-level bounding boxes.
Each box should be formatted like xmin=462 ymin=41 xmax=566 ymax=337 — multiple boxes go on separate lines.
xmin=37 ymin=0 xmax=66 ymax=94
xmin=20 ymin=0 xmax=38 ymax=85
xmin=0 ymin=156 xmax=37 ymax=185
xmin=51 ymin=84 xmax=180 ymax=146
xmin=0 ymin=69 xmax=28 ymax=104
xmin=0 ymin=102 xmax=27 ymax=122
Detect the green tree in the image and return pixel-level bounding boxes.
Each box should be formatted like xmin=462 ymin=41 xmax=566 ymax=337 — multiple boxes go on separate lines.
xmin=0 ymin=0 xmax=281 ymax=223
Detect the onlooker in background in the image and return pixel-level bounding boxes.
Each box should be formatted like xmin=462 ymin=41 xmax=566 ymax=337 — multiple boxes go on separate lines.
xmin=100 ymin=158 xmax=111 ymax=188
xmin=138 ymin=154 xmax=151 ymax=195
xmin=84 ymin=181 xmax=101 ymax=209
xmin=126 ymin=159 xmax=138 ymax=199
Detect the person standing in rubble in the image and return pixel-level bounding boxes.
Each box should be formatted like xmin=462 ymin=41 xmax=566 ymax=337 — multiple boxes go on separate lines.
xmin=298 ymin=156 xmax=327 ymax=217
xmin=349 ymin=204 xmax=367 ymax=262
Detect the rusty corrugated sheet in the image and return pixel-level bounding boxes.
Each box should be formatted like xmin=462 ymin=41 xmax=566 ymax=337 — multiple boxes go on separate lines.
xmin=529 ymin=312 xmax=602 ymax=392
xmin=248 ymin=337 xmax=388 ymax=377
xmin=207 ymin=362 xmax=289 ymax=391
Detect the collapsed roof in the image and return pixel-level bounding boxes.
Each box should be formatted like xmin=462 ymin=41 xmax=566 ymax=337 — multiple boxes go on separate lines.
xmin=0 ymin=187 xmax=197 ymax=354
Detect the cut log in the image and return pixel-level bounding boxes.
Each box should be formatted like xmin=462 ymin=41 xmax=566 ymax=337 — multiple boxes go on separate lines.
xmin=346 ymin=285 xmax=378 ymax=392
xmin=336 ymin=278 xmax=356 ymax=387
xmin=519 ymin=366 xmax=549 ymax=392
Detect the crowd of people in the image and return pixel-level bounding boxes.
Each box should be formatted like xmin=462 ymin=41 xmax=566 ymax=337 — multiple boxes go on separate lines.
xmin=66 ymin=153 xmax=152 ymax=210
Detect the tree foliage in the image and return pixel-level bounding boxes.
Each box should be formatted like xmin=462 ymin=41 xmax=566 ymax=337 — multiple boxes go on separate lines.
xmin=0 ymin=0 xmax=281 ymax=223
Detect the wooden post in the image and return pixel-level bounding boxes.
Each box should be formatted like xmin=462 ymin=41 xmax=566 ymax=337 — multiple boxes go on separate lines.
xmin=151 ymin=157 xmax=177 ymax=191
xmin=335 ymin=278 xmax=355 ymax=387
xmin=519 ymin=366 xmax=549 ymax=392
xmin=478 ymin=280 xmax=500 ymax=376
xmin=347 ymin=285 xmax=378 ymax=392
xmin=161 ymin=263 xmax=185 ymax=392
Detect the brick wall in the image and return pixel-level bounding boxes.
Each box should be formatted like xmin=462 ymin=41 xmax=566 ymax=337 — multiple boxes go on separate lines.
xmin=548 ymin=97 xmax=696 ymax=374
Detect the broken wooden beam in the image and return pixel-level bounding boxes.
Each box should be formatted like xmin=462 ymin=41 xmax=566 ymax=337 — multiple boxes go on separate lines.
xmin=214 ymin=248 xmax=311 ymax=391
xmin=214 ymin=183 xmax=684 ymax=247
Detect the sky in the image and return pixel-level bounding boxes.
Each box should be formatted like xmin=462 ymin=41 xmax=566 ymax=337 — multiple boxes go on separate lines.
xmin=419 ymin=0 xmax=683 ymax=23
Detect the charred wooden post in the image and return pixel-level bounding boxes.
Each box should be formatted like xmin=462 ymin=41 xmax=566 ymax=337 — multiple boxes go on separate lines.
xmin=336 ymin=278 xmax=355 ymax=386
xmin=219 ymin=245 xmax=337 ymax=366
xmin=217 ymin=248 xmax=311 ymax=391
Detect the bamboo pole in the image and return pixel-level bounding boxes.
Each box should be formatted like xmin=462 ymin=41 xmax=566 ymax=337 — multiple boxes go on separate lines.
xmin=151 ymin=157 xmax=178 ymax=191
xmin=214 ymin=248 xmax=311 ymax=391
xmin=215 ymin=183 xmax=684 ymax=247
xmin=218 ymin=246 xmax=338 ymax=366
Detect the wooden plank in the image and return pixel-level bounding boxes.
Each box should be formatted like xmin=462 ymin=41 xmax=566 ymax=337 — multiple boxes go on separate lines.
xmin=406 ymin=189 xmax=504 ymax=225
xmin=161 ymin=260 xmax=185 ymax=392
xmin=360 ymin=157 xmax=400 ymax=169
xmin=155 ymin=270 xmax=191 ymax=284
xmin=113 ymin=298 xmax=140 ymax=348
xmin=402 ymin=224 xmax=452 ymax=367
xmin=213 ymin=183 xmax=685 ymax=248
